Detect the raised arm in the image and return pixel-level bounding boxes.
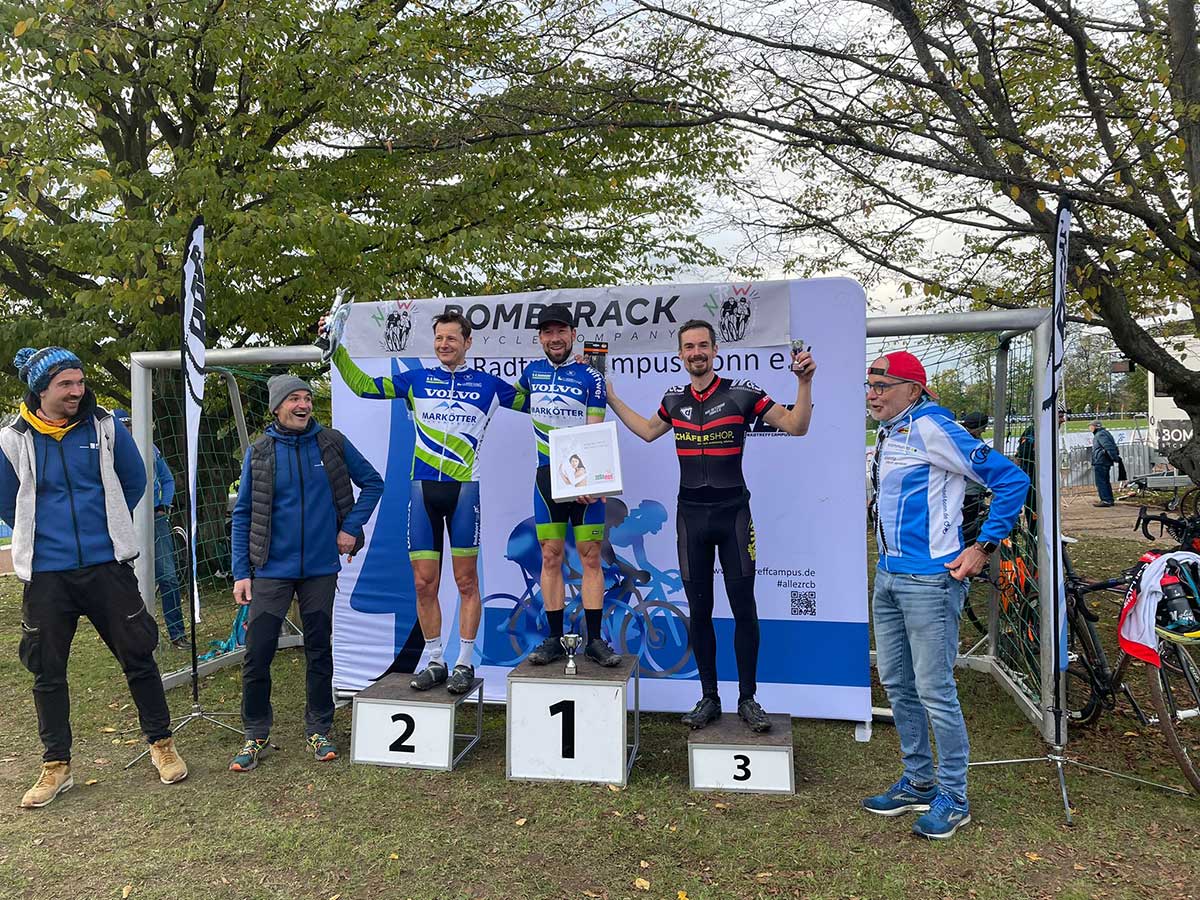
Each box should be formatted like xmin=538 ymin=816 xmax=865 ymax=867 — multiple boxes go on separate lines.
xmin=606 ymin=378 xmax=671 ymax=443
xmin=761 ymin=349 xmax=817 ymax=436
xmin=330 ymin=344 xmax=410 ymax=401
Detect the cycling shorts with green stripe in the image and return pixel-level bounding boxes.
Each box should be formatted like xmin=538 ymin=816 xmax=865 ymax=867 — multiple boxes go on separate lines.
xmin=533 ymin=464 xmax=605 ymax=543
xmin=408 ymin=480 xmax=480 ymax=560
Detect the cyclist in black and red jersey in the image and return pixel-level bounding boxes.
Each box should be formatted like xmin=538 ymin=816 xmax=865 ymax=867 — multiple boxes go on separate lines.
xmin=606 ymin=319 xmax=816 ymax=732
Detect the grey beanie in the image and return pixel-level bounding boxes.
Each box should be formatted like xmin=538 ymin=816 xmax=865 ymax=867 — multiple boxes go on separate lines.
xmin=268 ymin=374 xmax=313 ymax=413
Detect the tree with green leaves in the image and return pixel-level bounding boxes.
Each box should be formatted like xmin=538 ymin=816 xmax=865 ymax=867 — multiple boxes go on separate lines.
xmin=0 ymin=0 xmax=737 ymax=406
xmin=602 ymin=0 xmax=1200 ymax=475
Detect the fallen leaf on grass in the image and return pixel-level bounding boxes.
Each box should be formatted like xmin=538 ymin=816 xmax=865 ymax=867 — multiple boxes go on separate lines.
xmin=389 ymin=853 xmax=399 ymax=860
xmin=328 ymin=894 xmax=341 ymax=900
xmin=633 ymin=878 xmax=650 ymax=891
xmin=639 ymin=860 xmax=650 ymax=869
xmin=1123 ymin=731 xmax=1139 ymax=737
xmin=31 ymin=838 xmax=43 ymax=846
xmin=667 ymin=824 xmax=678 ymax=832
xmin=583 ymin=892 xmax=603 ymax=899
xmin=100 ymin=727 xmax=117 ymax=734
xmin=93 ymin=758 xmax=110 ymax=765
xmin=755 ymin=872 xmax=772 ymax=881
xmin=1073 ymin=864 xmax=1085 ymax=871
xmin=85 ymin=779 xmax=99 ymax=786
xmin=514 ymin=818 xmax=527 ymax=826
xmin=678 ymin=893 xmax=690 ymax=900
xmin=713 ymin=802 xmax=730 ymax=809
xmin=1024 ymin=852 xmax=1042 ymax=861
xmin=121 ymin=886 xmax=133 ymax=899
xmin=606 ymin=783 xmax=621 ymax=792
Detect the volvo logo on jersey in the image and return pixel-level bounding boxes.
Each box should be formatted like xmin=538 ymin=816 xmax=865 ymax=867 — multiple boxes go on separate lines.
xmin=340 ymin=281 xmax=794 ymax=357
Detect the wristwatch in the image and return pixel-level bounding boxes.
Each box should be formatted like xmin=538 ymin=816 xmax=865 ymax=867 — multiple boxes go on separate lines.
xmin=974 ymin=540 xmax=999 ymax=556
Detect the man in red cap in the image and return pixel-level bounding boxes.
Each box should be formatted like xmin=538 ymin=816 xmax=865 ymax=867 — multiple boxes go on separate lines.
xmin=862 ymin=351 xmax=1028 ymax=839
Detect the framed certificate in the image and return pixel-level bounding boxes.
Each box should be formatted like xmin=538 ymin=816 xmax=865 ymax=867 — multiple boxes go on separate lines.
xmin=548 ymin=421 xmax=625 ymax=501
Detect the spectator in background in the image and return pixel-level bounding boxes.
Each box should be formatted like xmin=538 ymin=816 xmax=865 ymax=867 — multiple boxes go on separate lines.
xmin=114 ymin=410 xmax=187 ymax=650
xmin=959 ymin=412 xmax=989 ymax=544
xmin=1090 ymin=419 xmax=1122 ymax=507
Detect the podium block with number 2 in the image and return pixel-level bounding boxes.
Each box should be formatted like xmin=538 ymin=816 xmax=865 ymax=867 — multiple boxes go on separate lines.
xmin=506 ymin=654 xmax=640 ymax=785
xmin=350 ymin=672 xmax=483 ymax=771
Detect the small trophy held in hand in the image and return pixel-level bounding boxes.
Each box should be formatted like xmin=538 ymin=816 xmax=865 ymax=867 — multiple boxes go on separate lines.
xmin=561 ymin=633 xmax=583 ymax=676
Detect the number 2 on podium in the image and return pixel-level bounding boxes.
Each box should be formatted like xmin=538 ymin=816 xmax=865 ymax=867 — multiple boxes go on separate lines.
xmin=390 ymin=712 xmax=416 ymax=753
xmin=549 ymin=699 xmax=575 ymax=758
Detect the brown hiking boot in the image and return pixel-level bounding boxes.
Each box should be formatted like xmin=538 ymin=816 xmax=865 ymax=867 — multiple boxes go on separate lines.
xmin=149 ymin=737 xmax=188 ymax=785
xmin=20 ymin=762 xmax=73 ymax=809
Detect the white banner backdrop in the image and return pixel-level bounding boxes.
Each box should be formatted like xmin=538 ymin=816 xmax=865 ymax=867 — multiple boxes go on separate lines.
xmin=342 ymin=281 xmax=792 ymax=358
xmin=332 ymin=278 xmax=869 ymax=723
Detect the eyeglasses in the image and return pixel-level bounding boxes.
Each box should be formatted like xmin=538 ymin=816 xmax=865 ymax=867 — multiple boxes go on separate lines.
xmin=864 ymin=380 xmax=910 ymax=396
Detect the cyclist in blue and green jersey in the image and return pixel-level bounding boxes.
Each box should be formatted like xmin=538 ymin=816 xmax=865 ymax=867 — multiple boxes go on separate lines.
xmin=517 ymin=303 xmax=622 ymax=668
xmin=326 ymin=312 xmax=526 ymax=694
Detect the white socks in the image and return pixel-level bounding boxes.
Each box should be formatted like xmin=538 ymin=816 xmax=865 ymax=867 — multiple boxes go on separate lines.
xmin=425 ymin=637 xmax=444 ymax=665
xmin=456 ymin=639 xmax=475 ymax=669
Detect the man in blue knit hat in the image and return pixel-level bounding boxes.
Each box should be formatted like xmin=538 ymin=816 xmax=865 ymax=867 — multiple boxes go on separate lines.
xmin=114 ymin=409 xmax=187 ymax=650
xmin=0 ymin=347 xmax=188 ymax=809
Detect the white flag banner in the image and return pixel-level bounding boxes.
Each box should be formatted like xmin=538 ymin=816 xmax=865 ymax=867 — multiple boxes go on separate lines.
xmin=180 ymin=216 xmax=207 ymax=622
xmin=1041 ymin=202 xmax=1070 ymax=703
xmin=342 ymin=281 xmax=793 ymax=358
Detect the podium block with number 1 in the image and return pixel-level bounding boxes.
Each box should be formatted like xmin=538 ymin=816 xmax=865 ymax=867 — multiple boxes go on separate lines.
xmin=507 ymin=654 xmax=640 ymax=785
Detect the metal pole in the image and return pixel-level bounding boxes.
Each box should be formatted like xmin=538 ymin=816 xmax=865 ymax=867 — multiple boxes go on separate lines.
xmin=130 ymin=357 xmax=156 ymax=612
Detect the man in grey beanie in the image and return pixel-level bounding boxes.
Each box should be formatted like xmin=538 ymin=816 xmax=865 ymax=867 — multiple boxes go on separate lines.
xmin=227 ymin=373 xmax=383 ymax=771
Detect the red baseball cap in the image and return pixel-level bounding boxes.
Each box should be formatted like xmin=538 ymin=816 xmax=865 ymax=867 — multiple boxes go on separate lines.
xmin=869 ymin=351 xmax=938 ymax=400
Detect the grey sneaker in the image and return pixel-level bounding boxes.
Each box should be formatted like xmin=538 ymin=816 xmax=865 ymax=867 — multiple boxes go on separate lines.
xmin=446 ymin=664 xmax=475 ymax=694
xmin=410 ymin=660 xmax=448 ymax=691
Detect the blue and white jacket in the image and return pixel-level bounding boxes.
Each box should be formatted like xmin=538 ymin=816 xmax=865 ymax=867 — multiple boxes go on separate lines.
xmin=872 ymin=400 xmax=1029 ymax=574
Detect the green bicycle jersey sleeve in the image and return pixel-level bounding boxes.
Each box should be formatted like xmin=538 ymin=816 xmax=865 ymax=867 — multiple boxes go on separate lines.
xmin=332 ymin=344 xmax=412 ymax=402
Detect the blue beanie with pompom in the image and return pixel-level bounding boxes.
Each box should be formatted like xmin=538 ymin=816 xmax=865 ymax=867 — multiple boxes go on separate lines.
xmin=13 ymin=346 xmax=83 ymax=393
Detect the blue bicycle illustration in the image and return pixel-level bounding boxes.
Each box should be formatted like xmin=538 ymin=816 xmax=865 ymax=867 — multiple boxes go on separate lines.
xmin=481 ymin=500 xmax=695 ymax=677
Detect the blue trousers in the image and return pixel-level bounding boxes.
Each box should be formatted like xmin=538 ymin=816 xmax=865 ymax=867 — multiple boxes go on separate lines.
xmin=1093 ymin=463 xmax=1114 ymax=505
xmin=154 ymin=514 xmax=184 ymax=641
xmin=873 ymin=567 xmax=970 ymax=801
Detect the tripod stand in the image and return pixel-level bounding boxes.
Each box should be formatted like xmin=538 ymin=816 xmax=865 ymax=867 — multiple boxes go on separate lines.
xmin=126 ymin=526 xmax=241 ymax=769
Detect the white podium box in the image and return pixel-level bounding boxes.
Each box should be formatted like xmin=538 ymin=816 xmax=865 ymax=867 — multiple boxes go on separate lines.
xmin=507 ymin=654 xmax=640 ymax=785
xmin=548 ymin=421 xmax=624 ymax=501
xmin=350 ymin=672 xmax=483 ymax=771
xmin=687 ymin=714 xmax=795 ymax=795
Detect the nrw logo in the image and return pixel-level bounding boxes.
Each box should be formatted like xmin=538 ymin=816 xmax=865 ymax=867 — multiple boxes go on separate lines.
xmin=711 ymin=283 xmax=757 ymax=343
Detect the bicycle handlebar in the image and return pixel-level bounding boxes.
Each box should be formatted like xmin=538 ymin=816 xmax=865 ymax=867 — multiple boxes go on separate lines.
xmin=1135 ymin=505 xmax=1190 ymax=542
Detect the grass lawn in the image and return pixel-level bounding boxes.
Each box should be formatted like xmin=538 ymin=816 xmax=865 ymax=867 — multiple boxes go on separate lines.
xmin=0 ymin=533 xmax=1197 ymax=900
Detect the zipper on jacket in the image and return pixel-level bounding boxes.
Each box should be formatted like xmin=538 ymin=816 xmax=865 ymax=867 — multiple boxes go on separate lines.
xmin=872 ymin=429 xmax=889 ymax=559
xmin=442 ymin=369 xmax=455 ymax=478
xmin=57 ymin=439 xmax=84 ymax=567
xmin=296 ymin=443 xmax=306 ymax=578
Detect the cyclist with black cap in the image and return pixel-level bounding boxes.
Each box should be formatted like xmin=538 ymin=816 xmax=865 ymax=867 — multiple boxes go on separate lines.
xmin=519 ymin=303 xmax=622 ymax=668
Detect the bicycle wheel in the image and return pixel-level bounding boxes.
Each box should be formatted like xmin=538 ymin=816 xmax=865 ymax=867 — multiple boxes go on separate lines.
xmin=1064 ymin=607 xmax=1104 ymax=726
xmin=480 ymin=593 xmax=543 ymax=667
xmin=962 ymin=581 xmax=990 ymax=638
xmin=618 ymin=600 xmax=695 ymax=678
xmin=1145 ymin=640 xmax=1200 ymax=793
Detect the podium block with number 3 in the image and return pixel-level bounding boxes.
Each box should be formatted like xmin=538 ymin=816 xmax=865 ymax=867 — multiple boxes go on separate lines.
xmin=506 ymin=654 xmax=640 ymax=785
xmin=351 ymin=672 xmax=483 ymax=771
xmin=688 ymin=713 xmax=794 ymax=794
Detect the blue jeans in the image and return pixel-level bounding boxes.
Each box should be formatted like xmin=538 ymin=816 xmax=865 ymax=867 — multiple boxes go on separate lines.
xmin=154 ymin=515 xmax=184 ymax=641
xmin=873 ymin=567 xmax=970 ymax=801
xmin=1093 ymin=463 xmax=1114 ymax=504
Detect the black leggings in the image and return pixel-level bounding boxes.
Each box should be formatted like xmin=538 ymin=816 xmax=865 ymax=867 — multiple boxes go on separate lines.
xmin=677 ymin=497 xmax=759 ymax=702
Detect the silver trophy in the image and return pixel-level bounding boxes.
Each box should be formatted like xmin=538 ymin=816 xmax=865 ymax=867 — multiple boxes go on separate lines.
xmin=561 ymin=633 xmax=583 ymax=676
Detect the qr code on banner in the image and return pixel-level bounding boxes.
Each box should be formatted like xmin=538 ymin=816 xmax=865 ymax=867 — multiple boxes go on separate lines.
xmin=790 ymin=591 xmax=816 ymax=616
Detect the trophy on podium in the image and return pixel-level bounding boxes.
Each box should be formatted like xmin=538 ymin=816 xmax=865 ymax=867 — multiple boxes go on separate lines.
xmin=561 ymin=633 xmax=583 ymax=676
